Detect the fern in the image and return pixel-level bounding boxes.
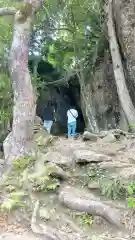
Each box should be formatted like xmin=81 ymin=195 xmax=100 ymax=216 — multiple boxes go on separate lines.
xmin=100 ymin=178 xmax=127 ymax=200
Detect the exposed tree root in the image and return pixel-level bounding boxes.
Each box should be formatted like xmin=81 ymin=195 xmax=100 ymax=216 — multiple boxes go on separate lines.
xmin=31 ymin=200 xmax=64 ymax=240
xmin=59 ymin=186 xmax=124 ymax=229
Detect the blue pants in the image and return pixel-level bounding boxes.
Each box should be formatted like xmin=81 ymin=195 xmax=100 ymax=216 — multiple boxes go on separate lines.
xmin=68 ymin=121 xmax=77 ymax=137
xmin=44 ymin=120 xmax=53 ymax=133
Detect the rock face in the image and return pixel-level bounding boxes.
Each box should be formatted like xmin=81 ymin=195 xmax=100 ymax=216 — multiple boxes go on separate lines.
xmin=80 ymin=52 xmax=128 ymax=132
xmin=73 ymin=149 xmax=112 ymax=164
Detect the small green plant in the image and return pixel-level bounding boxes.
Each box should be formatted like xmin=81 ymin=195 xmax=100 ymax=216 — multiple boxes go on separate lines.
xmin=0 ymin=191 xmax=26 ymax=212
xmin=1 ymin=155 xmax=60 ymax=214
xmin=127 ymin=182 xmax=135 ymax=208
xmin=82 ymin=167 xmax=107 ymax=186
xmin=100 ymin=178 xmax=127 ymax=200
xmin=13 ymin=156 xmax=35 ymax=171
xmin=77 ymin=213 xmax=93 ymax=226
xmin=29 ymin=174 xmax=60 ymax=192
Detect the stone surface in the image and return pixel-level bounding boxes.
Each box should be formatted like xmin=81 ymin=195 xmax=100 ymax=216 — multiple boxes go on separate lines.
xmin=43 ymin=151 xmax=72 ymax=167
xmin=118 ymin=167 xmax=135 ymax=180
xmin=88 ymin=181 xmax=100 ymax=190
xmin=101 ymin=133 xmax=116 ymax=143
xmin=98 ymin=161 xmax=132 ymax=170
xmin=0 ymin=159 xmax=4 ymax=165
xmin=98 ymin=131 xmax=108 ymax=138
xmin=33 ymin=159 xmax=68 ymax=181
xmin=0 ymin=233 xmax=40 ymax=240
xmin=82 ymin=131 xmax=98 ymax=141
xmin=73 ymin=150 xmax=112 ymax=164
xmin=44 ymin=162 xmax=69 ymax=180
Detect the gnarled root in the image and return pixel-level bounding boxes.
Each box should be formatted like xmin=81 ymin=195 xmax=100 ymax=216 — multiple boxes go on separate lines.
xmin=59 ymin=186 xmax=124 ymax=229
xmin=31 ymin=200 xmax=63 ymax=240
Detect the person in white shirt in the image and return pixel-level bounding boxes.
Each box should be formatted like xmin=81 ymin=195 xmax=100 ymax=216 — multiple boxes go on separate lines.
xmin=67 ymin=106 xmax=78 ymax=137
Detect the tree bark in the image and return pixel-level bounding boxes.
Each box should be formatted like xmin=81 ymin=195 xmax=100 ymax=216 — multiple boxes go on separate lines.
xmin=107 ymin=0 xmax=135 ymax=131
xmin=2 ymin=0 xmax=42 ymax=165
xmin=0 ymin=8 xmax=16 ymax=16
xmin=76 ymin=65 xmax=99 ymax=133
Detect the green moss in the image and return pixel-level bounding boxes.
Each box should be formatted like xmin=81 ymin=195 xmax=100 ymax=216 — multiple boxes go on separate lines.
xmin=0 ymin=191 xmax=27 ymax=212
xmin=12 ymin=156 xmax=35 ymax=171
xmin=28 ymin=171 xmax=60 ymax=192
xmin=1 ymin=151 xmax=60 ymax=213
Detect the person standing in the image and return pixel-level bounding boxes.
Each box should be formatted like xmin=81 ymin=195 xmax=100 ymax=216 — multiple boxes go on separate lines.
xmin=43 ymin=101 xmax=55 ymax=134
xmin=67 ymin=106 xmax=78 ymax=137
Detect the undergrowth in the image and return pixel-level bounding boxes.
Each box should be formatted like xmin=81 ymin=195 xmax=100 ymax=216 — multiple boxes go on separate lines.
xmin=82 ymin=166 xmax=107 ymax=185
xmin=0 ymin=155 xmax=59 ymax=212
xmin=100 ymin=178 xmax=128 ymax=200
xmin=71 ymin=211 xmax=93 ymax=227
xmin=127 ymin=182 xmax=135 ymax=208
xmin=82 ymin=166 xmax=129 ymax=200
xmin=77 ymin=213 xmax=93 ymax=227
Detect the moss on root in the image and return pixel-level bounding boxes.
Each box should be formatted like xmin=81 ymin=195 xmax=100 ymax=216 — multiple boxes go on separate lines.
xmin=0 ymin=154 xmax=60 ymax=212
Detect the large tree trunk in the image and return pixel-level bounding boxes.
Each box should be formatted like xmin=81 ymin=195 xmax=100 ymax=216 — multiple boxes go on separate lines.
xmin=2 ymin=0 xmax=42 ymax=165
xmin=76 ymin=65 xmax=99 ymax=133
xmin=107 ymin=0 xmax=135 ymax=130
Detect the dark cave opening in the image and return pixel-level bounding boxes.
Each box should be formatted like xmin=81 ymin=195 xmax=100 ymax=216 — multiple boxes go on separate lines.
xmin=29 ymin=59 xmax=85 ymax=135
xmin=53 ymin=82 xmax=85 ymax=134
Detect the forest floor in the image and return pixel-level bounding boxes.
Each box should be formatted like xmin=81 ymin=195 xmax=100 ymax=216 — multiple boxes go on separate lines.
xmin=1 ymin=129 xmax=135 ymax=240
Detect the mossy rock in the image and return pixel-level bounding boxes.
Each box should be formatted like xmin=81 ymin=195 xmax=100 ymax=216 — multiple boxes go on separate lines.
xmin=34 ymin=129 xmax=54 ymax=147
xmin=44 ymin=162 xmax=69 ymax=180
xmin=29 ymin=162 xmax=68 ymax=181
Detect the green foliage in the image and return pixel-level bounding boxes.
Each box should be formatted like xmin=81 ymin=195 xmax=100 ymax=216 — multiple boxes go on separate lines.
xmin=1 ymin=155 xmax=60 ymax=211
xmin=81 ymin=167 xmax=128 ymax=200
xmin=82 ymin=167 xmax=107 ymax=185
xmin=100 ymin=178 xmax=127 ymax=200
xmin=0 ymin=73 xmax=12 ymax=123
xmin=33 ymin=0 xmax=105 ymax=86
xmin=127 ymin=182 xmax=135 ymax=208
xmin=77 ymin=213 xmax=93 ymax=227
xmin=12 ymin=156 xmax=35 ymax=171
xmin=128 ymin=123 xmax=135 ymax=132
xmin=0 ymin=191 xmax=26 ymax=211
xmin=0 ymin=0 xmax=20 ymax=55
xmin=29 ymin=174 xmax=59 ymax=192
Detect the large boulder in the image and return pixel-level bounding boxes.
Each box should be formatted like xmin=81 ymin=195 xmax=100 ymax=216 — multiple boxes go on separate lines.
xmin=82 ymin=131 xmax=98 ymax=141
xmin=72 ymin=149 xmax=112 ymax=164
